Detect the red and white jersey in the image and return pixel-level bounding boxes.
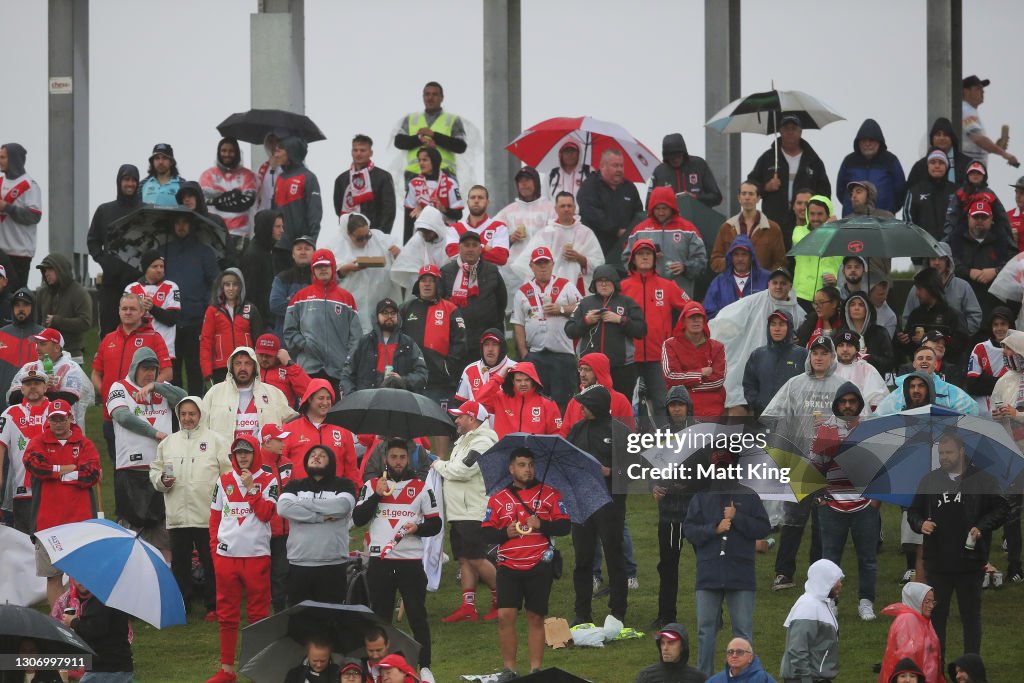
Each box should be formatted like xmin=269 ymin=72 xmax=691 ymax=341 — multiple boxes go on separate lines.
xmin=404 ymin=173 xmax=465 ymax=213
xmin=235 ymin=389 xmax=260 ymax=440
xmin=455 ymin=357 xmax=517 ymax=402
xmin=357 ymin=476 xmax=439 ymax=561
xmin=255 ymin=160 xmax=279 ymax=212
xmin=211 ymin=468 xmax=278 ymax=557
xmin=106 ymin=380 xmax=173 ymax=470
xmin=199 ymin=165 xmax=258 ymax=237
xmin=482 ymin=482 xmax=569 ymax=570
xmin=0 ymin=400 xmax=48 ymax=500
xmin=0 ymin=172 xmax=42 ymax=258
xmin=510 ymin=277 xmax=581 ymax=355
xmin=125 ymin=280 xmax=181 ymax=358
xmin=444 ymin=215 xmax=511 ymax=265
xmin=967 ymin=339 xmax=1009 ymax=413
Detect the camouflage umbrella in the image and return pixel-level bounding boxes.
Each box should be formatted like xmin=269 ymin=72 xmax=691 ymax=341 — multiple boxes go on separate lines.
xmin=106 ymin=206 xmax=229 ymax=270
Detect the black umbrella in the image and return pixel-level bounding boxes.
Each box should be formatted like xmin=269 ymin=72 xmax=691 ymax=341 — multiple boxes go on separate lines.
xmin=238 ymin=602 xmax=419 ymax=683
xmin=106 ymin=206 xmax=229 ymax=270
xmin=515 ymin=668 xmax=593 ymax=682
xmin=325 ymin=388 xmax=456 ymax=438
xmin=0 ymin=604 xmax=96 ymax=656
xmin=217 ymin=109 xmax=326 ymax=144
xmin=786 ymin=215 xmax=944 ymax=259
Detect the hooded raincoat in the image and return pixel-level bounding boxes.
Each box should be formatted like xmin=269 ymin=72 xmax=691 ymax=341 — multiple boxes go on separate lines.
xmin=0 ymin=142 xmax=43 ymax=259
xmin=662 ymin=302 xmax=726 ymax=417
xmin=878 ymin=583 xmax=945 ymax=683
xmin=647 ymin=133 xmax=723 ymax=208
xmin=390 ymin=206 xmax=449 ymax=291
xmin=272 ymin=136 xmax=323 ymax=249
xmin=88 ymin=165 xmax=143 ymax=332
xmin=621 ymin=239 xmax=691 ymax=362
xmin=906 ymin=118 xmax=969 ymax=188
xmin=474 ymin=361 xmax=562 ymax=438
xmin=780 ymin=559 xmax=844 ymax=683
xmin=836 ymin=119 xmax=907 ymax=215
xmin=200 ymin=268 xmax=262 ymax=379
xmin=623 ymin=187 xmax=707 ymax=296
xmin=238 ymin=209 xmax=281 ymax=323
xmin=703 ymin=234 xmax=771 ymax=319
xmin=280 ymin=379 xmax=359 ymax=487
xmin=199 ymin=137 xmax=258 ymax=237
xmin=200 ymin=346 xmax=297 ymax=442
xmin=843 ymin=292 xmax=896 ymax=375
xmin=33 ymin=253 xmax=92 ymax=358
xmin=560 ymin=352 xmax=635 ymax=436
xmin=564 ymin=264 xmax=647 ymax=367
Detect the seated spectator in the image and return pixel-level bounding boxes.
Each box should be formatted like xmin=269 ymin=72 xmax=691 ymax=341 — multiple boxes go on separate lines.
xmin=966 ymin=307 xmax=1014 ymax=414
xmin=900 ymin=243 xmax=981 ymax=338
xmin=878 ymin=583 xmax=943 ymax=683
xmin=710 ymin=181 xmax=785 ymax=273
xmin=836 ymin=119 xmax=906 ymax=216
xmin=634 ymin=624 xmax=705 ymax=683
xmin=795 ymin=286 xmax=844 ymax=347
xmin=703 ymin=236 xmax=769 ymax=320
xmin=200 ymin=269 xmax=261 ymax=385
xmin=844 ymin=292 xmax=896 ymax=376
xmin=283 ymin=639 xmax=341 ymax=683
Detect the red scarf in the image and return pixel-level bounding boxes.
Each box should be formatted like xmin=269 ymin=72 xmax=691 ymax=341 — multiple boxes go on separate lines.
xmin=342 ymin=163 xmax=375 ymax=214
xmin=450 ymin=259 xmax=479 ymax=308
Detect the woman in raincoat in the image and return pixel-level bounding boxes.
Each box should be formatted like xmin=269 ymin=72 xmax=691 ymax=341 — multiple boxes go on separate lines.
xmin=878 ymin=582 xmax=945 ymax=683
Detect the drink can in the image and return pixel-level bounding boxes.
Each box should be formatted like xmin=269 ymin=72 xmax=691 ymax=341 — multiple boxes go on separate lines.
xmin=384 ymin=365 xmax=393 ymax=375
xmin=163 ymin=462 xmax=174 ymax=478
xmin=965 ymin=531 xmax=977 ymax=550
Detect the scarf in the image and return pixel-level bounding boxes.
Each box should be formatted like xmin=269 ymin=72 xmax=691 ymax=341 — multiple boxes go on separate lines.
xmin=341 ymin=163 xmax=375 ymax=214
xmin=450 ymin=257 xmax=479 ymax=308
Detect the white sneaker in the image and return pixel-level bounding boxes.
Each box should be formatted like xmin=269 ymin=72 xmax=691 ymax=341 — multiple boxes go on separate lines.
xmin=420 ymin=667 xmax=435 ymax=683
xmin=627 ymin=576 xmax=640 ymax=590
xmin=858 ymin=599 xmax=876 ymax=621
xmin=899 ymin=569 xmax=915 ymax=585
xmin=982 ymin=572 xmax=991 ymax=589
xmin=592 ymin=576 xmax=602 ymax=593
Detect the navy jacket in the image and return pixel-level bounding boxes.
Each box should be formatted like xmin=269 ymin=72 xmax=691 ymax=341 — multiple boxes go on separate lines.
xmin=703 ymin=234 xmax=770 ymax=319
xmin=836 ymin=118 xmax=907 ymax=215
xmin=684 ymin=485 xmax=770 ymax=592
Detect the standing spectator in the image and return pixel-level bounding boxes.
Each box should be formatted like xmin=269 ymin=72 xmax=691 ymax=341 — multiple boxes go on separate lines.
xmin=899 ymin=243 xmax=981 ymax=339
xmin=277 ymin=445 xmax=357 ymax=604
xmin=341 ymin=298 xmax=428 ymax=394
xmin=390 ymin=207 xmax=450 ymax=292
xmin=253 ymin=334 xmax=310 ymax=410
xmin=513 ymin=191 xmax=604 ymax=294
xmin=621 ymin=239 xmax=690 ymax=414
xmin=961 ymin=75 xmax=1018 ymax=167
xmin=622 ymin=187 xmax=705 ymax=297
xmin=746 ymin=113 xmax=831 ymax=227
xmin=255 ymin=133 xmax=283 ymax=213
xmin=199 ymin=137 xmax=258 ymax=253
xmin=895 ymin=268 xmax=970 ymax=370
xmin=710 ymin=181 xmax=785 ymax=273
xmin=10 ymin=327 xmax=93 ymax=429
xmin=284 ymin=249 xmax=363 ymax=393
xmin=903 ymin=148 xmax=956 ymax=244
xmin=200 ymin=347 xmax=297 ymax=445
xmin=578 ymin=149 xmax=644 ymax=263
xmin=271 ymin=136 xmax=323 ymax=272
xmin=140 ymin=143 xmax=183 ymax=206
xmin=88 ymin=164 xmax=142 ymax=335
xmin=394 ymin=81 xmax=467 ymax=179
xmin=474 ymin=362 xmax=562 ymax=439
xmin=878 ymin=583 xmax=943 ymax=683
xmin=207 ymin=435 xmax=278 ymax=683
xmin=662 ymin=302 xmax=726 ymax=417
xmin=742 ymin=310 xmax=806 ymax=417
xmin=480 ymin=447 xmax=570 ymax=682
xmin=647 ymin=133 xmax=722 ymax=208
xmin=706 ymin=638 xmax=776 ymax=683
xmin=150 ymin=395 xmax=231 ymax=622
xmin=63 ymin=579 xmax=134 ymax=682
xmin=0 ymin=369 xmax=48 ymax=532
xmin=832 ymin=332 xmax=889 ymax=409
xmin=836 ymin=119 xmax=907 ymax=216
xmin=268 ymin=235 xmax=314 ymax=339
xmin=164 ymin=212 xmax=219 ymax=396
xmin=560 ymin=352 xmax=636 ymax=435
xmin=454 ymin=329 xmax=516 ymax=405
xmin=564 ymin=265 xmax=647 ymax=398
xmin=33 ymin=254 xmax=91 ymax=363
xmin=907 ymin=431 xmax=1008 ymax=659
xmin=948 ymin=199 xmax=1010 ymax=329
xmin=494 ymin=167 xmax=557 ymax=299
xmin=703 ymin=236 xmax=770 ymax=320
xmin=547 ymin=140 xmax=592 ymax=201
xmin=125 ymin=251 xmax=181 ymax=368
xmin=966 ymin=307 xmax=1014 ymax=414
xmin=23 ymin=399 xmax=100 ymax=606
xmin=634 ymin=624 xmax=706 ymax=683
xmin=779 ymin=559 xmax=843 ymax=683
xmin=791 ymin=195 xmax=841 ymax=306
xmin=0 ymin=143 xmax=42 ymax=290
xmin=403 ymin=147 xmax=464 ymax=245
xmin=334 ymin=134 xmax=397 ymax=233
xmin=238 ymin=210 xmax=283 ymax=327
xmin=279 ymin=379 xmax=358 ymax=487
xmin=906 ymin=117 xmax=969 ymax=187
xmin=444 ymin=185 xmax=510 ymax=265
xmin=440 ymin=232 xmax=506 ymax=363
xmin=200 ymin=269 xmax=261 ymax=385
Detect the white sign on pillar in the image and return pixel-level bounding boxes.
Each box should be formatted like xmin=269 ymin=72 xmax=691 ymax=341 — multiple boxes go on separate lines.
xmin=48 ymin=76 xmax=73 ymax=95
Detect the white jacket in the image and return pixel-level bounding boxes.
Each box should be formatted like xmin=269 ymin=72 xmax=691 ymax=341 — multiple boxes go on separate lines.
xmin=200 ymin=347 xmax=297 ymax=443
xmin=431 ymin=423 xmax=497 ymax=521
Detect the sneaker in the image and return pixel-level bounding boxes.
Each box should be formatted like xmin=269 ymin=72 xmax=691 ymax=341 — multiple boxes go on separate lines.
xmin=419 ymin=667 xmax=435 ymax=683
xmin=592 ymin=575 xmax=602 ymax=594
xmin=992 ymin=571 xmax=1004 ymax=589
xmin=482 ymin=606 xmax=500 ymax=621
xmin=204 ymin=611 xmax=218 ymax=623
xmin=627 ymin=576 xmax=640 ymax=590
xmin=772 ymin=574 xmax=795 ymax=591
xmin=1008 ymin=570 xmax=1024 ymax=584
xmin=205 ymin=670 xmax=237 ymax=683
xmin=858 ymin=599 xmax=876 ymax=621
xmin=496 ymin=668 xmax=518 ymax=682
xmin=899 ymin=569 xmax=915 ymax=585
xmin=442 ymin=603 xmax=479 ymax=623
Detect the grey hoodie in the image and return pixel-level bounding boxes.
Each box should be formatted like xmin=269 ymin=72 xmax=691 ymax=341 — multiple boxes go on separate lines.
xmin=780 ymin=559 xmax=843 ymax=682
xmin=900 ymin=241 xmax=982 ymax=336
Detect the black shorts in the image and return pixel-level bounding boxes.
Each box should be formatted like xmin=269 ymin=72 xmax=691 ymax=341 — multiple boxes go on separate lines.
xmin=450 ymin=521 xmax=488 ymax=560
xmin=496 ymin=563 xmax=554 ymax=615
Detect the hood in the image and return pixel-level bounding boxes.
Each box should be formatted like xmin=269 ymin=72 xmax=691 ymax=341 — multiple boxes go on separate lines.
xmin=211 ymin=267 xmax=247 ymax=307
xmin=174 ymin=395 xmax=203 ymax=423
xmin=228 ymin=347 xmax=261 ymax=383
xmin=480 ymin=328 xmax=508 ymax=368
xmin=515 ymin=166 xmax=542 ymax=201
xmin=934 ymin=241 xmax=954 ymax=274
xmin=913 ymin=267 xmax=944 ymax=303
xmin=419 ymin=146 xmax=443 ymax=181
xmin=901 ymin=581 xmax=933 ymax=616
xmin=303 ymin=443 xmax=337 ymax=481
xmin=853 ymin=118 xmax=888 ymax=154
xmin=804 ymin=335 xmax=838 ymax=376
xmin=281 ymin=136 xmax=308 ymax=169
xmin=1000 ymin=329 xmax=1024 ymax=372
xmin=579 ymin=352 xmax=614 ymax=389
xmin=889 ymin=658 xmax=925 ymax=683
xmin=588 ymin=264 xmax=621 ymax=295
xmin=116 ymin=164 xmax=142 ymax=207
xmin=126 ymin=346 xmax=160 ymax=384
xmin=843 ymin=292 xmax=877 ymax=334
xmin=574 ymin=384 xmax=611 ymax=419
xmin=672 ymin=300 xmax=710 ymax=338
xmin=664 ymin=384 xmax=693 ymax=411
xmin=626 ymin=238 xmax=658 ymax=272
xmin=654 ymin=622 xmax=691 ymax=666
xmin=661 ymin=133 xmax=688 ymax=160
xmin=948 ymin=653 xmax=987 ymax=683
xmin=766 ymin=309 xmax=796 ymax=347
xmin=831 ymin=381 xmax=864 ymax=416
xmin=252 ymin=210 xmax=281 ymax=249
xmin=647 ymin=186 xmax=680 ymax=218
xmin=902 ymin=370 xmax=936 ymax=406
xmin=309 ymin=249 xmax=339 ymax=286
xmin=411 ymin=270 xmax=442 ymax=301
xmin=299 ymin=378 xmax=336 ymax=413
xmin=37 ymin=253 xmax=74 ymax=289
xmin=216 ymin=136 xmax=242 ymax=171
xmin=803 ymin=558 xmax=844 ymax=600
xmin=175 ymin=180 xmax=210 ymax=215
xmin=804 ymin=194 xmax=834 ymax=226
xmin=501 ymin=361 xmax=543 ymax=397
xmin=1 ymin=143 xmax=27 ymax=177
xmin=414 ymin=206 xmax=447 ymax=241
xmin=372 ymin=298 xmax=404 ymax=337
xmin=987 ymin=305 xmax=1014 ymax=344
xmin=929 ymin=116 xmax=961 ymax=154
xmin=229 ymin=433 xmax=263 ymax=473
xmin=725 ymin=233 xmax=761 ymax=274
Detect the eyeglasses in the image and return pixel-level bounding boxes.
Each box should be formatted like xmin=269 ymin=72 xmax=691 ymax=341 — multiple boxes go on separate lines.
xmin=812 ymin=300 xmax=833 ymax=308
xmin=725 ymin=649 xmax=751 ymax=657
xmin=353 ymin=233 xmax=371 ymax=243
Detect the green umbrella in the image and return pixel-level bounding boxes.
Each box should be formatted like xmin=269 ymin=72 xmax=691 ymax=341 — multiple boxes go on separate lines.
xmin=786 ymin=215 xmax=944 ymax=259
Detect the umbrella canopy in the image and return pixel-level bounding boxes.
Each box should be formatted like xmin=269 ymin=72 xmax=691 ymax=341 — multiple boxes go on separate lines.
xmin=0 ymin=604 xmax=95 ymax=656
xmin=706 ymin=88 xmax=844 ymax=134
xmin=325 ymin=387 xmax=455 ymax=438
xmin=217 ymin=109 xmax=326 ymax=144
xmin=35 ymin=518 xmax=185 ymax=629
xmin=786 ymin=215 xmax=944 ymax=259
xmin=478 ymin=433 xmax=611 ymax=523
xmin=239 ymin=602 xmax=419 ymax=683
xmin=106 ymin=206 xmax=228 ymax=270
xmin=514 ymin=668 xmax=593 ymax=682
xmin=836 ymin=405 xmax=1024 ymax=506
xmin=506 ymin=116 xmax=660 ymax=182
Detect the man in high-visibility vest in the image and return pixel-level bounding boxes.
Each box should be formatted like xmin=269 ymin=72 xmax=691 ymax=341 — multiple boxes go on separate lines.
xmin=394 ymin=81 xmax=467 ymax=179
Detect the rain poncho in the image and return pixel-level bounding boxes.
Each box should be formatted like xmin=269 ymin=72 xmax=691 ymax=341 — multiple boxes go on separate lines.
xmin=390 ymin=206 xmax=449 ymax=291
xmin=511 ymin=216 xmax=605 ymax=293
xmin=494 ymin=168 xmax=557 ymax=311
xmin=878 ymin=583 xmax=944 ymax=683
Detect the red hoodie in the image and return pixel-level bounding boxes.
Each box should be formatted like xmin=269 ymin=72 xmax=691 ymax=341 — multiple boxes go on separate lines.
xmin=475 ymin=361 xmax=562 ymax=438
xmin=281 ymin=379 xmax=359 ymax=487
xmin=619 ymin=238 xmax=690 ymax=362
xmin=209 ymin=433 xmax=278 ymax=558
xmin=561 ymin=352 xmax=635 ymax=436
xmin=23 ymin=422 xmax=100 ymax=532
xmin=661 ymin=301 xmax=726 ymax=417
xmin=260 ymin=361 xmax=312 ymax=409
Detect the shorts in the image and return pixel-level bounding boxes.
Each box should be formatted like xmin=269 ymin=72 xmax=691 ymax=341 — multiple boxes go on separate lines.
xmin=35 ymin=539 xmax=62 ymax=578
xmin=449 ymin=520 xmax=487 ymax=560
xmin=496 ymin=562 xmax=554 ymax=615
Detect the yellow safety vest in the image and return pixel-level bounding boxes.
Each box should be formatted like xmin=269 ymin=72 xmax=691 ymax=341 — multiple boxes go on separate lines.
xmin=405 ymin=112 xmax=458 ymax=174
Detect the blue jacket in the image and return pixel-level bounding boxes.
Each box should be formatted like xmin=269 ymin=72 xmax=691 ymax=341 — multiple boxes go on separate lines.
xmin=703 ymin=234 xmax=770 ymax=319
xmin=706 ymin=656 xmax=777 ymax=683
xmin=684 ymin=486 xmax=771 ymax=592
xmin=164 ymin=233 xmax=220 ymax=326
xmin=836 ymin=119 xmax=907 ymax=215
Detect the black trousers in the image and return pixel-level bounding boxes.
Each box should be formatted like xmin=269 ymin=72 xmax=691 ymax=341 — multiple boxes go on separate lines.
xmin=656 ymin=521 xmax=685 ymax=622
xmin=774 ymin=498 xmax=822 ymax=579
xmin=572 ymin=497 xmax=627 ymax=620
xmin=929 ymin=567 xmax=984 ymax=659
xmin=7 ymin=256 xmax=31 ymax=292
xmin=367 ymin=558 xmax=430 ymax=667
xmin=173 ymin=322 xmax=205 ymax=396
xmin=270 ymin=535 xmax=289 ymax=610
xmin=169 ymin=527 xmax=216 ymax=612
xmin=288 ymin=563 xmax=348 ymax=606
xmin=99 ymin=285 xmax=125 ymax=338
xmin=610 ymin=364 xmax=638 ymax=403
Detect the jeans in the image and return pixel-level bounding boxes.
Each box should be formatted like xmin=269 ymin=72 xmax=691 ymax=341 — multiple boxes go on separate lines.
xmin=593 ymin=519 xmax=637 ymax=579
xmin=694 ymin=589 xmax=755 ymax=676
xmin=270 ymin=535 xmax=289 ymax=610
xmin=636 ymin=361 xmax=668 ymax=416
xmin=774 ymin=497 xmax=821 ymax=579
xmin=929 ymin=568 xmax=984 ymax=659
xmin=81 ymin=673 xmax=134 ymax=683
xmin=525 ymin=349 xmax=577 ymax=411
xmin=572 ymin=498 xmax=627 ymax=620
xmin=818 ymin=505 xmax=880 ymax=602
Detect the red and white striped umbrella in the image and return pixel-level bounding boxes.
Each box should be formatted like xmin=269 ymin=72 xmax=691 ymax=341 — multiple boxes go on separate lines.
xmin=506 ymin=116 xmax=660 ymax=182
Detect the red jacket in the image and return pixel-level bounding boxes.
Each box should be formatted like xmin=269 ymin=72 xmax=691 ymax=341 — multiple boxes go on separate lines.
xmin=200 ymin=302 xmax=258 ymax=379
xmin=280 ymin=380 xmax=359 ymax=487
xmin=259 ymin=361 xmax=311 ymax=409
xmin=23 ymin=423 xmax=100 ymax=532
xmin=619 ymin=240 xmax=690 ymax=362
xmin=475 ymin=362 xmax=562 ymax=438
xmin=561 ymin=352 xmax=635 ymax=436
xmin=93 ymin=323 xmax=171 ymax=419
xmin=661 ymin=302 xmax=726 ymax=417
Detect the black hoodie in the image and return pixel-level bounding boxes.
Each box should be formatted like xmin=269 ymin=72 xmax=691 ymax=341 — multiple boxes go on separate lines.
xmin=647 ymin=133 xmax=723 ymax=208
xmin=634 ymin=622 xmax=705 ymax=683
xmin=273 ymin=136 xmax=323 ymax=250
xmin=238 ymin=209 xmax=281 ymax=323
xmin=87 ymin=165 xmax=144 ymax=288
xmin=742 ymin=310 xmax=807 ymax=415
xmin=1 ymin=142 xmax=27 ymax=178
xmin=566 ymin=385 xmax=616 ymax=494
xmin=903 ymin=146 xmax=957 ymax=241
xmin=564 ymin=264 xmax=647 ymax=366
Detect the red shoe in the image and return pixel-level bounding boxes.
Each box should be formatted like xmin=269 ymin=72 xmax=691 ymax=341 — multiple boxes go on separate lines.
xmin=205 ymin=670 xmax=237 ymax=683
xmin=482 ymin=606 xmax=500 ymax=621
xmin=204 ymin=611 xmax=218 ymax=623
xmin=441 ymin=603 xmax=479 ymax=623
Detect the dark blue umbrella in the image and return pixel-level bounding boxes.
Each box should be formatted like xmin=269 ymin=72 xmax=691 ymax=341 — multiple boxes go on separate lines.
xmin=478 ymin=433 xmax=611 ymax=523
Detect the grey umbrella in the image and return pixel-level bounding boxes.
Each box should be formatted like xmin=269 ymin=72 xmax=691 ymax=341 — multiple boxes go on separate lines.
xmin=106 ymin=206 xmax=228 ymax=270
xmin=0 ymin=604 xmax=96 ymax=656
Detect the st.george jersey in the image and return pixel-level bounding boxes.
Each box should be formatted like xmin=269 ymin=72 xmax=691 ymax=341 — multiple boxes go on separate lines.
xmin=483 ymin=483 xmax=569 ymax=570
xmin=0 ymin=400 xmax=49 ymax=500
xmin=211 ymin=468 xmax=278 ymax=557
xmin=357 ymin=476 xmax=439 ymax=561
xmin=106 ymin=380 xmax=174 ymax=469
xmin=125 ymin=281 xmax=181 ymax=358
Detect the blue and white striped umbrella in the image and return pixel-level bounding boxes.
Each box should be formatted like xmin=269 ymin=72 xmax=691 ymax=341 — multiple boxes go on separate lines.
xmin=35 ymin=518 xmax=186 ymax=629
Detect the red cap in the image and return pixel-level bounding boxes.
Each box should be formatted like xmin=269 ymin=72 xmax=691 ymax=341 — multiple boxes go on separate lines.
xmin=418 ymin=264 xmax=442 ymax=278
xmin=260 ymin=423 xmax=290 ymax=443
xmin=255 ymin=334 xmax=281 ymax=355
xmin=46 ymin=399 xmax=72 ymax=419
xmin=33 ymin=328 xmax=64 ymax=347
xmin=448 ymin=400 xmax=489 ymax=422
xmin=480 ymin=330 xmax=503 ymax=346
xmin=966 ymin=161 xmax=987 ymax=176
xmin=530 ymin=246 xmax=554 ymax=263
xmin=377 ymin=654 xmax=418 ymax=678
xmin=656 ymin=630 xmax=682 ymax=642
xmin=970 ymin=200 xmax=993 ymax=217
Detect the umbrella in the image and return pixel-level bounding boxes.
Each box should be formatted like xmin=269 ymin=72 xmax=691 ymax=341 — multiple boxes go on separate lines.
xmin=0 ymin=604 xmax=95 ymax=656
xmin=106 ymin=206 xmax=229 ymax=270
xmin=325 ymin=387 xmax=455 ymax=438
xmin=239 ymin=602 xmax=419 ymax=683
xmin=506 ymin=116 xmax=660 ymax=182
xmin=478 ymin=433 xmax=611 ymax=523
xmin=786 ymin=215 xmax=944 ymax=259
xmin=836 ymin=405 xmax=1024 ymax=506
xmin=34 ymin=518 xmax=186 ymax=629
xmin=514 ymin=668 xmax=593 ymax=682
xmin=217 ymin=109 xmax=326 ymax=144
xmin=706 ymin=88 xmax=844 ymax=134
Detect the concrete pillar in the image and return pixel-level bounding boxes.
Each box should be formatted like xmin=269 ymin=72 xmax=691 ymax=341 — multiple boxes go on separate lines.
xmin=704 ymin=0 xmax=741 ymax=216
xmin=926 ymin=0 xmax=962 ymax=137
xmin=482 ymin=0 xmax=522 ymax=208
xmin=47 ymin=0 xmax=89 ymax=281
xmin=250 ymin=0 xmax=305 ymax=163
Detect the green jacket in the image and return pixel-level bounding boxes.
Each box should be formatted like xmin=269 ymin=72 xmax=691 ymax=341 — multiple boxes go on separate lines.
xmin=791 ymin=195 xmax=842 ymax=302
xmin=33 ymin=253 xmax=93 ymax=357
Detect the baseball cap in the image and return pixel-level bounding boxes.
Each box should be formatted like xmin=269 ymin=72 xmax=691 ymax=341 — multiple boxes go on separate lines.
xmin=12 ymin=289 xmax=32 ymax=304
xmin=969 ymin=200 xmax=993 ymax=217
xmin=846 ymin=180 xmax=869 ymax=192
xmin=767 ymin=310 xmax=789 ymax=323
xmin=21 ymin=368 xmax=47 ymax=384
xmin=255 ymin=334 xmax=281 ymax=355
xmin=530 ymin=246 xmax=554 ymax=263
xmin=46 ymin=399 xmax=72 ymax=419
xmin=231 ymin=437 xmax=255 ymax=453
xmin=293 ymin=235 xmax=317 ymax=248
xmin=923 ymin=329 xmax=946 ymax=343
xmin=809 ymin=335 xmax=834 ymax=352
xmin=33 ymin=328 xmax=64 ymax=347
xmin=260 ymin=423 xmax=291 ymax=443
xmin=779 ymin=112 xmax=802 ymax=128
xmin=962 ymin=75 xmax=990 ymax=89
xmin=338 ymin=659 xmax=363 ymax=675
xmin=480 ymin=330 xmax=503 ymax=345
xmin=559 ymin=140 xmax=581 ymax=152
xmin=966 ymin=161 xmax=987 ymax=176
xmin=418 ymin=264 xmax=442 ymax=278
xmin=448 ymin=400 xmax=489 ymax=422
xmin=311 ymin=254 xmax=333 ymax=268
xmin=377 ymin=654 xmax=417 ymax=677
xmin=137 ymin=355 xmax=160 ymax=368
xmin=835 ymin=329 xmax=861 ymax=347
xmin=769 ymin=267 xmax=793 ymax=283
xmin=149 ymin=143 xmax=175 ymax=160
xmin=458 ymin=229 xmax=482 ymax=243
xmin=376 ymin=298 xmax=399 ymax=314
xmin=656 ymin=630 xmax=682 ymax=642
